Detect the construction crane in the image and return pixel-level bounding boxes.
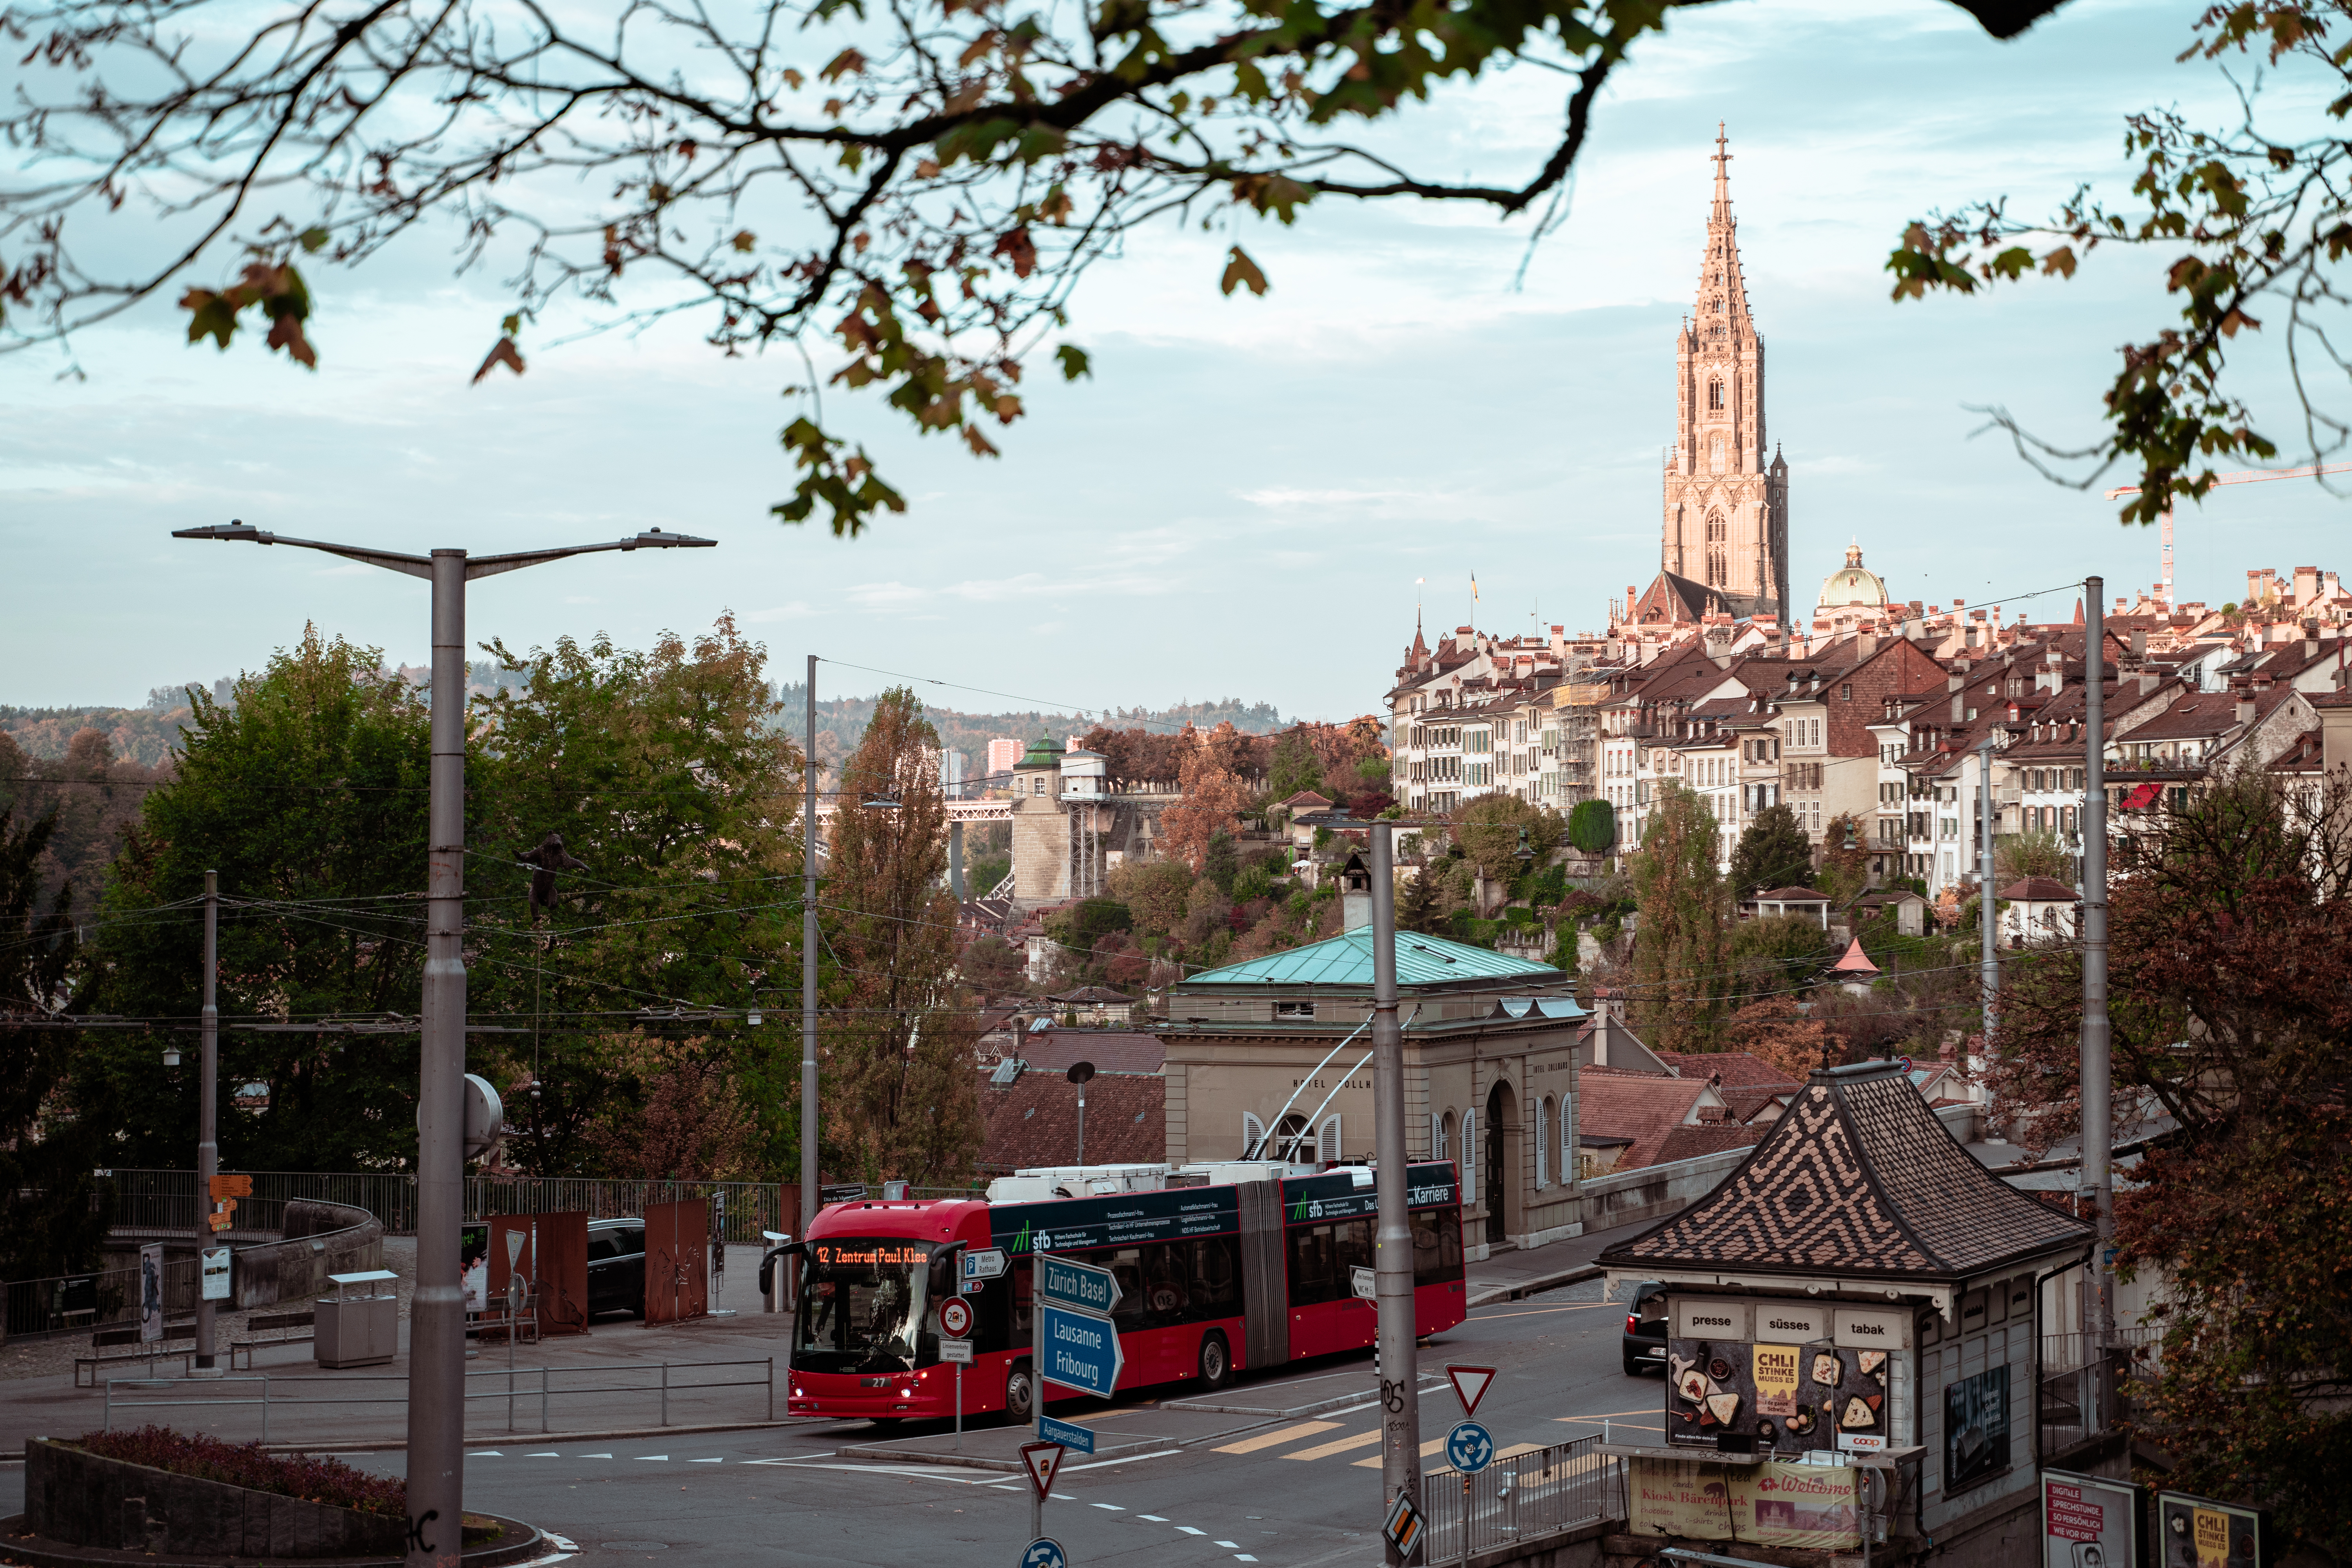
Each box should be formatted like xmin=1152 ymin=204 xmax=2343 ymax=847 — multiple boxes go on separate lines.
xmin=2107 ymin=461 xmax=2352 ymax=609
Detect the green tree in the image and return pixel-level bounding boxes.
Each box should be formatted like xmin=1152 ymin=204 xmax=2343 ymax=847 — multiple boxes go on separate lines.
xmin=1265 ymin=729 xmax=1326 ymax=802
xmin=1566 ymin=799 xmax=1616 ymax=855
xmin=1397 ymin=865 xmax=1446 ymax=936
xmin=1730 ymin=804 xmax=1813 ymax=899
xmin=1815 ymin=813 xmax=1871 ymax=906
xmin=1629 ymin=781 xmax=1731 ymax=1051
xmin=1730 ymin=913 xmax=1833 ymax=996
xmin=1455 ymin=793 xmax=1566 ymax=879
xmin=1201 ymin=832 xmax=1240 ymax=897
xmin=76 ymin=626 xmax=434 ymax=1171
xmin=825 ymin=688 xmax=983 ymax=1183
xmin=1109 ymin=857 xmax=1194 ymax=939
xmin=1997 ymin=829 xmax=2073 ymax=884
xmin=0 ymin=804 xmax=112 ymax=1281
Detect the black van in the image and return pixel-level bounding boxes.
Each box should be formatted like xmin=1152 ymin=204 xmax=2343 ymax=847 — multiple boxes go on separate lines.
xmin=587 ymin=1218 xmax=648 ymax=1318
xmin=1622 ymin=1281 xmax=1668 ymax=1375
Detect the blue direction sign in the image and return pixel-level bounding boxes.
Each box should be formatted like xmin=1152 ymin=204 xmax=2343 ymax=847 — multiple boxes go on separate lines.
xmin=1041 ymin=1302 xmax=1123 ymax=1397
xmin=1037 ymin=1255 xmax=1120 ymax=1315
xmin=1019 ymin=1538 xmax=1067 ymax=1568
xmin=1446 ymin=1420 xmax=1495 ymax=1475
xmin=1037 ymin=1414 xmax=1097 ymax=1455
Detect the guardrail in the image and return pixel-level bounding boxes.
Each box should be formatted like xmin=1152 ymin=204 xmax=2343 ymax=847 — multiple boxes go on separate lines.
xmin=1417 ymin=1435 xmax=1620 ymax=1564
xmin=101 ymin=1357 xmax=776 ymax=1441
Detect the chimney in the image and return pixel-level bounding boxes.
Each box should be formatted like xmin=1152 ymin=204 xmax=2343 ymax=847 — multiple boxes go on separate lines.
xmin=1857 ymin=631 xmax=1879 ymax=658
xmin=1947 ymin=672 xmax=1964 ymax=693
xmin=2296 ymin=566 xmax=2319 ymax=606
xmin=1952 ymin=693 xmax=1965 ymax=724
xmin=2131 ymin=628 xmax=2147 ymax=659
xmin=2238 ymin=693 xmax=2258 ymax=728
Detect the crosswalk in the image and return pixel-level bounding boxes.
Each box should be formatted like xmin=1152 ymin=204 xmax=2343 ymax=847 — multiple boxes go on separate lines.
xmin=1212 ymin=1424 xmax=1550 ymax=1474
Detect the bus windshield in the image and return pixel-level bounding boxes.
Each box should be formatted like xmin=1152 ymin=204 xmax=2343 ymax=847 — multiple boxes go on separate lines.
xmin=793 ymin=1238 xmax=938 ymax=1374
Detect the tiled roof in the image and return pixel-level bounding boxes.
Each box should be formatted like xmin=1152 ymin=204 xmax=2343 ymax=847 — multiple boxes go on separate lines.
xmin=1599 ymin=1063 xmax=2090 ymax=1282
xmin=1005 ymin=1030 xmax=1165 ymax=1076
xmin=976 ymin=1071 xmax=1164 ymax=1171
xmin=1048 ymin=985 xmax=1135 ymax=1004
xmin=1579 ymin=1074 xmax=1719 ymax=1170
xmin=1651 ymin=1124 xmax=1768 ymax=1167
xmin=1752 ymin=886 xmax=1828 ymax=903
xmin=1998 ymin=876 xmax=2080 ymax=903
xmin=1655 ymin=1052 xmax=1793 ymax=1089
xmin=1174 ymin=929 xmax=1568 ymax=990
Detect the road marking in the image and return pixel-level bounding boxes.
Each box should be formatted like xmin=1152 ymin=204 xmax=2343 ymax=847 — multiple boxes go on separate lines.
xmin=1063 ymin=1453 xmax=1174 ymax=1473
xmin=1214 ymin=1541 xmax=1239 ymax=1549
xmin=472 ymin=1451 xmax=503 ymax=1458
xmin=1051 ymin=1494 xmax=1075 ymax=1501
xmin=1493 ymin=1442 xmax=1545 ymax=1462
xmin=633 ymin=1455 xmax=668 ymax=1461
xmin=1139 ymin=1515 xmax=1169 ymax=1522
xmin=1283 ymin=1428 xmax=1380 ymax=1462
xmin=690 ymin=1457 xmax=723 ymax=1463
xmin=1553 ymin=1407 xmax=1661 ymax=1423
xmin=1235 ymin=1557 xmax=1258 ymax=1563
xmin=1091 ymin=1503 xmax=1123 ymax=1511
xmin=1214 ymin=1420 xmax=1340 ymax=1455
xmin=1351 ymin=1436 xmax=1451 ymax=1469
xmin=527 ymin=1452 xmax=561 ymax=1457
xmin=1470 ymin=1303 xmax=1615 ymax=1319
xmin=1177 ymin=1526 xmax=1205 ymax=1536
xmin=581 ymin=1453 xmax=614 ymax=1459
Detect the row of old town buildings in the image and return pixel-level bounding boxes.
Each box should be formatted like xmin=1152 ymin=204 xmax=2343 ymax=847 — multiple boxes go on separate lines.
xmin=1383 ymin=124 xmax=2352 ymax=901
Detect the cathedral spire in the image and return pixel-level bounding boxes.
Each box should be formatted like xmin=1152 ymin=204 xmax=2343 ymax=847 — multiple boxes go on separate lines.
xmin=1711 ymin=121 xmax=1733 ymax=223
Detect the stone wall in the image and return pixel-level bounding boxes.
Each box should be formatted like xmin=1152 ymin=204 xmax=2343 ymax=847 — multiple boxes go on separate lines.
xmin=24 ymin=1438 xmax=403 ymax=1558
xmin=235 ymin=1198 xmax=384 ymax=1310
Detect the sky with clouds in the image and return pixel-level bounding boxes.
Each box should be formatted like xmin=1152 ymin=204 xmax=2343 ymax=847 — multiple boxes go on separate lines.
xmin=7 ymin=0 xmax=2347 ymax=726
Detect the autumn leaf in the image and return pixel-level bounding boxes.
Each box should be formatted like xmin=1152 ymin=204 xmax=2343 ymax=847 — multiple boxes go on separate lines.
xmin=821 ymin=47 xmax=867 ymax=82
xmin=472 ymin=336 xmax=527 ymax=383
xmin=993 ymin=226 xmax=1037 ymax=278
xmin=731 ymin=230 xmax=757 ymax=253
xmin=1054 ymin=343 xmax=1092 ymax=380
xmin=1220 ymin=245 xmax=1268 ymax=297
xmin=265 ymin=312 xmax=318 ymax=369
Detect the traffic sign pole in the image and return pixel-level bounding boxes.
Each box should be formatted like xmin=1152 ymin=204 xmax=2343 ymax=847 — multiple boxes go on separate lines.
xmin=1370 ymin=823 xmax=1423 ymax=1565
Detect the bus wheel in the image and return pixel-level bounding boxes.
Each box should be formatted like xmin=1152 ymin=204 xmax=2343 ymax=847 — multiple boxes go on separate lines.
xmin=1005 ymin=1360 xmax=1036 ymax=1423
xmin=1197 ymin=1331 xmax=1232 ymax=1392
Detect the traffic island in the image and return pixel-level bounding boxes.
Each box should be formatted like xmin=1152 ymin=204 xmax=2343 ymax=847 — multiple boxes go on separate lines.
xmin=7 ymin=1435 xmax=545 ymax=1568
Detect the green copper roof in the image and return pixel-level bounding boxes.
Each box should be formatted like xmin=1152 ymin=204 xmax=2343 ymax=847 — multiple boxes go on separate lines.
xmin=1016 ymin=734 xmax=1065 ymax=769
xmin=1174 ymin=929 xmax=1568 ymax=990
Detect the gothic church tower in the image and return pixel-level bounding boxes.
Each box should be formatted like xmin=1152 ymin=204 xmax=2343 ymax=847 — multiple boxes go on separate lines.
xmin=1662 ymin=126 xmax=1789 ymax=622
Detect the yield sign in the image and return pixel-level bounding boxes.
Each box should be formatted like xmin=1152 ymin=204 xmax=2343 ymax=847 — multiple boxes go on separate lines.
xmin=1019 ymin=1441 xmax=1065 ymax=1500
xmin=1446 ymin=1364 xmax=1497 ymax=1419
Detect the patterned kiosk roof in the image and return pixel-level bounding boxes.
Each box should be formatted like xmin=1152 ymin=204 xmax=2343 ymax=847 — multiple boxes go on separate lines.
xmin=1173 ymin=929 xmax=1565 ymax=990
xmin=1598 ymin=1061 xmax=2089 ymax=1284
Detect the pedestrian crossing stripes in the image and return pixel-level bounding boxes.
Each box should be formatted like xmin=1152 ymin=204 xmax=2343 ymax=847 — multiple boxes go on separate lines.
xmin=1211 ymin=1420 xmax=1339 ymax=1455
xmin=1280 ymin=1428 xmax=1381 ymax=1461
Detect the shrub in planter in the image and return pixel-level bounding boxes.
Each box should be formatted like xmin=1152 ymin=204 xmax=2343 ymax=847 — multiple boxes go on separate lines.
xmin=76 ymin=1426 xmax=406 ymax=1517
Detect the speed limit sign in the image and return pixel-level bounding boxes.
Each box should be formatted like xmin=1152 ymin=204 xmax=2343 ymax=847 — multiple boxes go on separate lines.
xmin=938 ymin=1297 xmax=972 ymax=1338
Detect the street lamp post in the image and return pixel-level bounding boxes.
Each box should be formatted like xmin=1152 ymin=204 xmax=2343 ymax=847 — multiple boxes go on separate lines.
xmin=1369 ymin=822 xmax=1423 ymax=1563
xmin=173 ymin=520 xmax=712 ymax=1568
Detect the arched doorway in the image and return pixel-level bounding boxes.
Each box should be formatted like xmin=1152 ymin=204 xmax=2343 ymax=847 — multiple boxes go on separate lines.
xmin=1484 ymin=1079 xmax=1519 ymax=1246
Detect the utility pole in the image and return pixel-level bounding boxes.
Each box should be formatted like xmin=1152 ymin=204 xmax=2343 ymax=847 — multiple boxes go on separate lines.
xmin=1978 ymin=736 xmax=1998 ymax=1040
xmin=2080 ymin=578 xmax=2115 ymax=1377
xmin=802 ymin=654 xmax=820 ymax=1250
xmin=174 ymin=521 xmax=710 ymax=1568
xmin=1370 ymin=823 xmax=1423 ymax=1564
xmin=193 ymin=870 xmax=220 ymax=1374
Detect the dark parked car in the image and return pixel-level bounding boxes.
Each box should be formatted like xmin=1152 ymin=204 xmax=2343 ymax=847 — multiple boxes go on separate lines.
xmin=587 ymin=1218 xmax=648 ymax=1318
xmin=1622 ymin=1280 xmax=1668 ymax=1375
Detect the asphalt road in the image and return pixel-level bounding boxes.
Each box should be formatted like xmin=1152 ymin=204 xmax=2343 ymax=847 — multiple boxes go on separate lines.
xmin=0 ymin=1281 xmax=1666 ymax=1566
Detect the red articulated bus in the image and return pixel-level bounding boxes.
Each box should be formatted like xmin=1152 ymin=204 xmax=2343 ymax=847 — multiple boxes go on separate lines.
xmin=780 ymin=1161 xmax=1465 ymax=1423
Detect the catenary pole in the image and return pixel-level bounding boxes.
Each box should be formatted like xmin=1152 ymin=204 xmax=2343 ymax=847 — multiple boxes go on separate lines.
xmin=802 ymin=654 xmax=820 ymax=1248
xmin=2080 ymin=578 xmax=2115 ymax=1381
xmin=171 ymin=521 xmax=710 ymax=1568
xmin=194 ymin=869 xmax=219 ymax=1373
xmin=1979 ymin=735 xmax=1998 ymax=1039
xmin=1371 ymin=823 xmax=1423 ymax=1564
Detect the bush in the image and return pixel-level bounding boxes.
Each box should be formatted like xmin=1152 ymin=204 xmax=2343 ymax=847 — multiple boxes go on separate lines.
xmin=74 ymin=1427 xmax=406 ymax=1517
xmin=1566 ymin=799 xmax=1616 ymax=853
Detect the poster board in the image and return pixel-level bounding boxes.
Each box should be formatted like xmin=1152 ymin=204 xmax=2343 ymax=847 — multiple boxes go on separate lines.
xmin=490 ymin=1211 xmax=590 ymax=1336
xmin=1666 ymin=1336 xmax=1891 ymax=1454
xmin=138 ymin=1243 xmax=165 ymax=1342
xmin=1629 ymin=1456 xmax=1862 ymax=1550
xmin=461 ymin=1222 xmax=489 ymax=1314
xmin=2043 ymin=1469 xmax=2137 ymax=1568
xmin=644 ymin=1198 xmax=710 ymax=1325
xmin=2156 ymin=1491 xmax=2265 ymax=1568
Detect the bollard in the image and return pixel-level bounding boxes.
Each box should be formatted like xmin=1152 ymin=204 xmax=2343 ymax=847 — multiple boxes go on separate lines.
xmin=661 ymin=1361 xmax=668 ymax=1426
xmin=766 ymin=1358 xmax=773 ymax=1423
xmin=541 ymin=1365 xmax=549 ymax=1433
xmin=262 ymin=1375 xmax=270 ymax=1442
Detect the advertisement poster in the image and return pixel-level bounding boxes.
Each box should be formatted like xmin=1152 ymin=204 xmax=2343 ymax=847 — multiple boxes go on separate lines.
xmin=1669 ymin=1339 xmax=1887 ymax=1452
xmin=138 ymin=1242 xmax=165 ymax=1342
xmin=199 ymin=1246 xmax=232 ymax=1303
xmin=2043 ymin=1469 xmax=2137 ymax=1568
xmin=461 ymin=1223 xmax=489 ymax=1313
xmin=2157 ymin=1491 xmax=2262 ymax=1568
xmin=1630 ymin=1458 xmax=1861 ymax=1549
xmin=1943 ymin=1364 xmax=2012 ymax=1492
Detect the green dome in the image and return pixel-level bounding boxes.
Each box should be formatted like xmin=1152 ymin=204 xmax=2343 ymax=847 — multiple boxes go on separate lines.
xmin=1016 ymin=734 xmax=1065 ymax=769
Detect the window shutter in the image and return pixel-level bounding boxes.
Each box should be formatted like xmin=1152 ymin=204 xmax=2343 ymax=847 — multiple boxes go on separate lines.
xmin=1534 ymin=1099 xmax=1549 ymax=1190
xmin=1561 ymin=1093 xmax=1575 ymax=1186
xmin=1462 ymin=1110 xmax=1478 ymax=1205
xmin=1243 ymin=1112 xmax=1265 ymax=1158
xmin=1318 ymin=1115 xmax=1342 ymax=1164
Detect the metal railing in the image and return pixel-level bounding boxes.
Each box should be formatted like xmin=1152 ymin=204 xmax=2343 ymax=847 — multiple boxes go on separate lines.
xmin=1417 ymin=1436 xmax=1621 ymax=1564
xmin=7 ymin=1253 xmax=196 ymax=1340
xmin=2038 ymin=1327 xmax=2161 ymax=1458
xmin=99 ymin=1169 xmax=800 ymax=1246
xmin=101 ymin=1357 xmax=776 ymax=1441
